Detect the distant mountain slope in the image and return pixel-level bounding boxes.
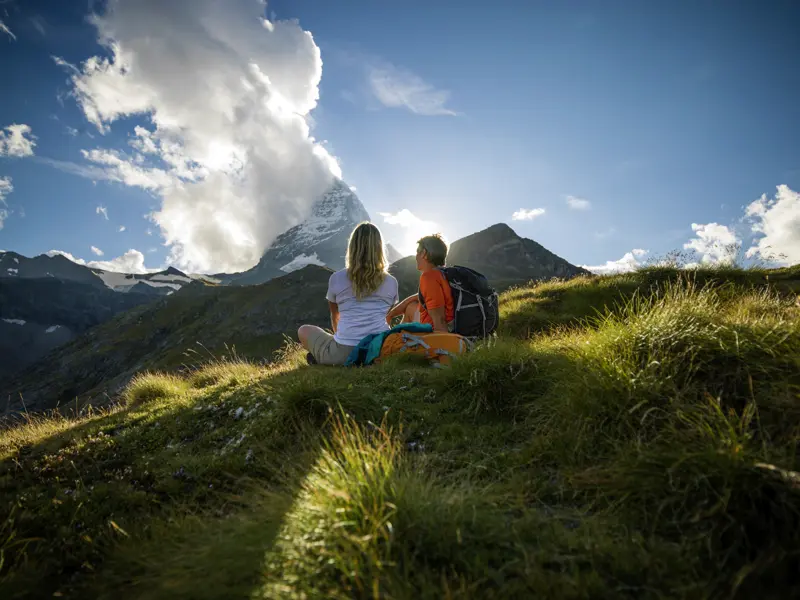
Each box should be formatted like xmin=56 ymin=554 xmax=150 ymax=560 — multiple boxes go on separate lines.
xmin=1 ymin=250 xmax=107 ymax=288
xmin=386 ymin=243 xmax=404 ymax=264
xmin=0 ymin=278 xmax=158 ymax=379
xmin=0 ymin=251 xmax=204 ymax=295
xmin=390 ymin=223 xmax=590 ymax=297
xmin=223 ymin=180 xmax=370 ymax=286
xmin=1 ymin=266 xmax=334 ymax=415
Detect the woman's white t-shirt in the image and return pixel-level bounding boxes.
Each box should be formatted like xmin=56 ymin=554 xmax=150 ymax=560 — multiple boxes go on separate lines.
xmin=326 ymin=269 xmax=399 ymax=346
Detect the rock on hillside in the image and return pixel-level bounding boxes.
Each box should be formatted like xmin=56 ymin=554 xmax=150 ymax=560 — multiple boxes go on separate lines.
xmin=223 ymin=180 xmax=370 ymax=286
xmin=390 ymin=223 xmax=590 ymax=297
xmin=1 ymin=265 xmax=334 ymax=416
xmin=0 ymin=278 xmax=157 ymax=379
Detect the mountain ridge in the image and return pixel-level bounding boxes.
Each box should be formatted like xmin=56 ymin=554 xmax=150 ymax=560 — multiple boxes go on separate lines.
xmin=390 ymin=222 xmax=591 ymax=297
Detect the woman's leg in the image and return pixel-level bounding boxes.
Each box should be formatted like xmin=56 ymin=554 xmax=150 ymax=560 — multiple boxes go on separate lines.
xmin=297 ymin=324 xmax=323 ymax=351
xmin=298 ymin=325 xmax=354 ymax=365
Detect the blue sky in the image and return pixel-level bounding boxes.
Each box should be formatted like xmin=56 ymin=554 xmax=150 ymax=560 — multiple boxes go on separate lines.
xmin=1 ymin=0 xmax=799 ymax=274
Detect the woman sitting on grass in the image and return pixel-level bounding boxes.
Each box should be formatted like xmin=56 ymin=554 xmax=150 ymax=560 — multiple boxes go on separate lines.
xmin=298 ymin=222 xmax=399 ymax=365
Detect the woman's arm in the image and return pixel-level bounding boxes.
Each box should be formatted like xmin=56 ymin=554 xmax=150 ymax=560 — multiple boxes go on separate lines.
xmin=329 ymin=301 xmax=340 ymax=333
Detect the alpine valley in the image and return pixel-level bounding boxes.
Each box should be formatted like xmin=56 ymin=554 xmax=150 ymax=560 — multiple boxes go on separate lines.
xmin=1 ymin=179 xmax=589 ymax=415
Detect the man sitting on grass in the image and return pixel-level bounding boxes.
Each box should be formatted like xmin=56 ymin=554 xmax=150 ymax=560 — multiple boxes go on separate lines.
xmin=386 ymin=234 xmax=454 ymax=333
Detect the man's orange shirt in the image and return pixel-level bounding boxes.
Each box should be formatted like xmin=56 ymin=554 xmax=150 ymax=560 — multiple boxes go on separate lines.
xmin=418 ymin=269 xmax=455 ymax=326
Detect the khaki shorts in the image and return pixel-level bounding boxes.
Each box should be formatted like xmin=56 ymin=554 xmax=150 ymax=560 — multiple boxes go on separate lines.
xmin=306 ymin=328 xmax=356 ymax=365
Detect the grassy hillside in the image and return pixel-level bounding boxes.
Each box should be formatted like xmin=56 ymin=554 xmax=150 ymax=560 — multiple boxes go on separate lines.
xmin=1 ymin=266 xmax=334 ymax=415
xmin=1 ymin=265 xmax=799 ymax=599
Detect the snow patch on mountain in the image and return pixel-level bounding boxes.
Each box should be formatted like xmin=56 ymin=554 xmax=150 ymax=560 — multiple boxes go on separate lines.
xmin=3 ymin=318 xmax=26 ymax=325
xmin=92 ymin=269 xmax=192 ymax=293
xmin=140 ymin=280 xmax=182 ymax=290
xmin=45 ymin=325 xmax=62 ymax=334
xmin=229 ymin=179 xmax=369 ymax=285
xmin=280 ymin=253 xmax=325 ymax=273
xmin=151 ymin=274 xmax=192 ymax=284
xmin=268 ymin=180 xmax=369 ymax=255
xmin=7 ymin=268 xmax=17 ymax=275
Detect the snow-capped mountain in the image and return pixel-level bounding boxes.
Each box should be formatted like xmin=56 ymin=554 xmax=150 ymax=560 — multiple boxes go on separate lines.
xmin=225 ymin=179 xmax=372 ymax=286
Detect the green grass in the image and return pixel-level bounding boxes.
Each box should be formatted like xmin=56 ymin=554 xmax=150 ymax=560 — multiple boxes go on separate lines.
xmin=123 ymin=373 xmax=190 ymax=406
xmin=1 ymin=266 xmax=799 ymax=599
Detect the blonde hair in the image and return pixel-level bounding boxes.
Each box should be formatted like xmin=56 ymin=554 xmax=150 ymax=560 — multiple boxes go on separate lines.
xmin=346 ymin=222 xmax=387 ymax=299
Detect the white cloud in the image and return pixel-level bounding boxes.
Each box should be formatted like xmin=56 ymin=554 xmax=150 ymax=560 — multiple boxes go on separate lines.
xmin=582 ymin=249 xmax=648 ymax=275
xmin=80 ymin=148 xmax=178 ymax=191
xmin=89 ymin=249 xmax=150 ymax=273
xmin=96 ymin=205 xmax=109 ymax=220
xmin=55 ymin=0 xmax=342 ymax=273
xmin=379 ymin=208 xmax=440 ymax=256
xmin=512 ymin=208 xmax=546 ymax=221
xmin=65 ymin=126 xmax=79 ymax=137
xmin=0 ymin=188 xmax=9 ymax=233
xmin=0 ymin=124 xmax=36 ymax=157
xmin=38 ymin=156 xmax=120 ymax=183
xmin=0 ymin=176 xmax=12 ymax=203
xmin=91 ymin=246 xmax=104 ymax=256
xmin=30 ymin=16 xmax=47 ymax=37
xmin=119 ymin=225 xmax=126 ymax=232
xmin=744 ymin=184 xmax=800 ymax=264
xmin=47 ymin=248 xmax=153 ymax=274
xmin=0 ymin=176 xmax=12 ymax=230
xmin=0 ymin=20 xmax=15 ymax=42
xmin=683 ymin=222 xmax=739 ymax=265
xmin=566 ymin=195 xmax=591 ymax=211
xmin=369 ymin=63 xmax=456 ymax=116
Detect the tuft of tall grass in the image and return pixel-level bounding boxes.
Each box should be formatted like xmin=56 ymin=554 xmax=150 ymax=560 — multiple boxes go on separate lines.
xmin=188 ymin=360 xmax=264 ymax=389
xmin=122 ymin=372 xmax=190 ymax=406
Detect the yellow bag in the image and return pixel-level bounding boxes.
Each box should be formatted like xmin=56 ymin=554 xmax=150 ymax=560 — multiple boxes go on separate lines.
xmin=375 ymin=331 xmax=471 ymax=366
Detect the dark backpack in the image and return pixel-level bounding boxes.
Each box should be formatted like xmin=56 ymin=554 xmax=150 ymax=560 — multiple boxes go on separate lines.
xmin=418 ymin=266 xmax=499 ymax=339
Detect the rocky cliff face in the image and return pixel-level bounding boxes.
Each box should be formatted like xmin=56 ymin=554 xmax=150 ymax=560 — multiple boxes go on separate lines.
xmin=224 ymin=179 xmax=371 ymax=286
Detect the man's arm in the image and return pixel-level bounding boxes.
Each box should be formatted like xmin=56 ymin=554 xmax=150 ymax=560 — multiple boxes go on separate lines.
xmin=427 ymin=306 xmax=448 ymax=333
xmin=386 ymin=294 xmax=416 ymax=323
xmin=329 ymin=301 xmax=340 ymax=333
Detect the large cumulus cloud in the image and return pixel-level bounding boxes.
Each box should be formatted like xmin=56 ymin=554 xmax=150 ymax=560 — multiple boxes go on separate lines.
xmin=58 ymin=0 xmax=341 ymax=273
